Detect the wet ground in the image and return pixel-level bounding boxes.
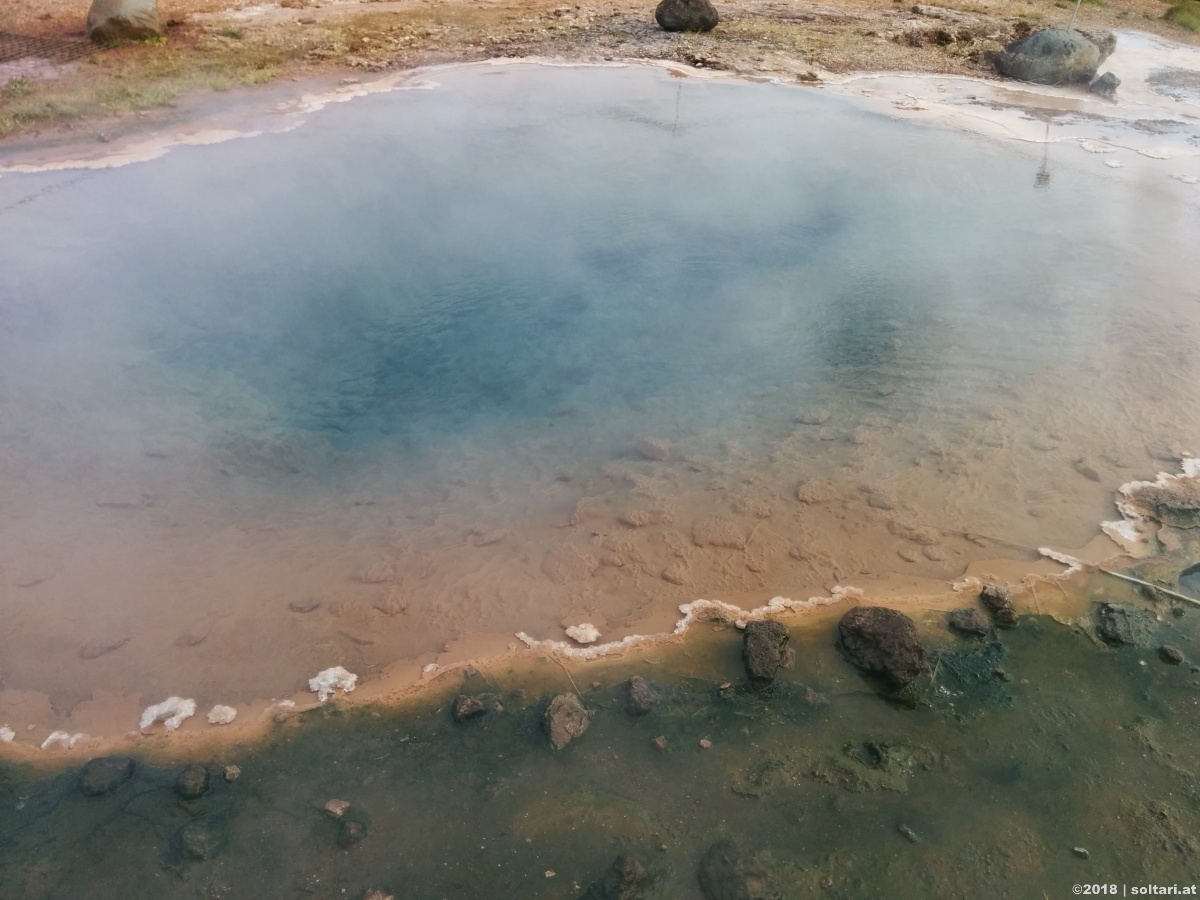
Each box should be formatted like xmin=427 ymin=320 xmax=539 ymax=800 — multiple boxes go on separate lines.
xmin=3 ymin=544 xmax=1200 ymax=898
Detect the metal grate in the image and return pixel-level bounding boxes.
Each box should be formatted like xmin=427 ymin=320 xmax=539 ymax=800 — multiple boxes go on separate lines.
xmin=0 ymin=31 xmax=97 ymax=66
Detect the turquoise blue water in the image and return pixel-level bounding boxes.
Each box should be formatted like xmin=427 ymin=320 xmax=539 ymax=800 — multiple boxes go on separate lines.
xmin=1 ymin=63 xmax=1199 ymax=712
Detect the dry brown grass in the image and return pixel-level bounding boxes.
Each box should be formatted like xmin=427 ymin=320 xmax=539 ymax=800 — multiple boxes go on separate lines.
xmin=2 ymin=0 xmax=1197 ymax=141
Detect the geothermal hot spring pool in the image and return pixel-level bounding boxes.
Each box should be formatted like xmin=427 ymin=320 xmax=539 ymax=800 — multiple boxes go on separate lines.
xmin=3 ymin=55 xmax=1200 ymax=898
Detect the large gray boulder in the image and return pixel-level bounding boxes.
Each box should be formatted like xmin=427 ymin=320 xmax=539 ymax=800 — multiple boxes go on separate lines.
xmin=995 ymin=28 xmax=1114 ymax=86
xmin=655 ymin=0 xmax=719 ymax=32
xmin=87 ymin=0 xmax=162 ymax=44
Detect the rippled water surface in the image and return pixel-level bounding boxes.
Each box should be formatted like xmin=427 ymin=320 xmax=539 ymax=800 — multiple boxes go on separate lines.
xmin=1 ymin=63 xmax=1199 ymax=730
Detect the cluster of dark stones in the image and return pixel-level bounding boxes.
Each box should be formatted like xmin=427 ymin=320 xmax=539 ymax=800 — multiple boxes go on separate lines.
xmin=980 ymin=584 xmax=1019 ymax=627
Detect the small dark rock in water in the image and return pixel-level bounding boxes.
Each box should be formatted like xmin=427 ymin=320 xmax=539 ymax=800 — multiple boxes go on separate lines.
xmin=993 ymin=667 xmax=1013 ymax=682
xmin=947 ymin=608 xmax=990 ymax=637
xmin=453 ymin=694 xmax=487 ymax=722
xmin=1089 ymin=72 xmax=1120 ymax=100
xmin=79 ymin=756 xmax=135 ymax=797
xmin=652 ymin=735 xmax=669 ymax=752
xmin=544 ymin=693 xmax=591 ymax=749
xmin=625 ymin=676 xmax=659 ymax=716
xmin=582 ymin=853 xmax=658 ymax=900
xmin=717 ymin=682 xmax=735 ymax=699
xmin=1095 ymin=602 xmax=1156 ymax=647
xmin=175 ymin=764 xmax=210 ymax=800
xmin=979 ymin=585 xmax=1019 ymax=627
xmin=898 ymin=823 xmax=920 ymax=843
xmin=1159 ymin=646 xmax=1185 ymax=665
xmin=697 ymin=839 xmax=781 ymax=900
xmin=655 ymin=0 xmax=718 ymax=32
xmin=338 ymin=819 xmax=368 ymax=847
xmin=1073 ymin=846 xmax=1090 ymax=859
xmin=804 ymin=687 xmax=828 ymax=706
xmin=178 ymin=816 xmax=226 ymax=860
xmin=742 ymin=620 xmax=791 ymax=682
xmin=837 ymin=606 xmax=930 ymax=689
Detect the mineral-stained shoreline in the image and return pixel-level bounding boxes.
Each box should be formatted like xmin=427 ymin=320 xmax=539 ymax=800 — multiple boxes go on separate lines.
xmin=3 ymin=565 xmax=1200 ymax=898
xmin=2 ymin=0 xmax=1196 ymax=145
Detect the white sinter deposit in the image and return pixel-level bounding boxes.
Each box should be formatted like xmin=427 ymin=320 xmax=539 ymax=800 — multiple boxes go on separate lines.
xmin=40 ymin=731 xmax=88 ymax=750
xmin=207 ymin=704 xmax=238 ymax=725
xmin=519 ymin=588 xmax=863 ymax=660
xmin=565 ymin=623 xmax=601 ymax=644
xmin=139 ymin=697 xmax=197 ymax=732
xmin=309 ymin=666 xmax=358 ymax=702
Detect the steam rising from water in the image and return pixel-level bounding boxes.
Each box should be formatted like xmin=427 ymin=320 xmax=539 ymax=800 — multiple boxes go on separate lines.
xmin=1 ymin=63 xmax=1199 ymax=742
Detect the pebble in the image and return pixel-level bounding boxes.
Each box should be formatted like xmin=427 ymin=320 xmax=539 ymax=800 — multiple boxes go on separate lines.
xmin=1073 ymin=847 xmax=1090 ymax=859
xmin=652 ymin=735 xmax=668 ymax=752
xmin=699 ymin=738 xmax=712 ymax=749
xmin=1159 ymin=646 xmax=1185 ymax=665
xmin=324 ymin=799 xmax=351 ymax=819
xmin=175 ymin=765 xmax=210 ymax=800
xmin=898 ymin=824 xmax=920 ymax=843
xmin=338 ymin=819 xmax=367 ymax=847
xmin=223 ymin=765 xmax=241 ymax=783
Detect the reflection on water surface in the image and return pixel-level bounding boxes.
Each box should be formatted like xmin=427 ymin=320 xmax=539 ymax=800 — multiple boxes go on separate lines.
xmin=0 ymin=63 xmax=1199 ymax=740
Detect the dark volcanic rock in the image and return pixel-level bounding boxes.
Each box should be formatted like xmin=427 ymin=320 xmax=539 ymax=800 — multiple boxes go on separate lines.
xmin=742 ymin=620 xmax=790 ymax=682
xmin=980 ymin=584 xmax=1019 ymax=627
xmin=1090 ymin=72 xmax=1120 ymax=100
xmin=178 ymin=816 xmax=226 ymax=861
xmin=78 ymin=756 xmax=135 ymax=797
xmin=837 ymin=606 xmax=929 ymax=689
xmin=544 ymin=693 xmax=591 ymax=749
xmin=338 ymin=819 xmax=368 ymax=847
xmin=1095 ymin=602 xmax=1156 ymax=647
xmin=1159 ymin=645 xmax=1185 ymax=665
xmin=87 ymin=0 xmax=162 ymax=43
xmin=175 ymin=764 xmax=210 ymax=800
xmin=625 ymin=676 xmax=659 ymax=716
xmin=995 ymin=27 xmax=1105 ymax=85
xmin=697 ymin=839 xmax=781 ymax=900
xmin=453 ymin=694 xmax=486 ymax=722
xmin=655 ymin=0 xmax=718 ymax=32
xmin=947 ymin=608 xmax=990 ymax=637
xmin=583 ymin=853 xmax=658 ymax=900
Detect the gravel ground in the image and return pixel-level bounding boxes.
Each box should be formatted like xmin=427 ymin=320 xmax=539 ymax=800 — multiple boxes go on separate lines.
xmin=1 ymin=0 xmax=1197 ymax=141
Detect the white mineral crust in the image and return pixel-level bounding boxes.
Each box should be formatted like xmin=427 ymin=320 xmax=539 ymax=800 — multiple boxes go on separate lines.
xmin=565 ymin=623 xmax=601 ymax=644
xmin=207 ymin=704 xmax=238 ymax=725
xmin=308 ymin=666 xmax=357 ymax=702
xmin=140 ymin=696 xmax=197 ymax=732
xmin=40 ymin=731 xmax=88 ymax=750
